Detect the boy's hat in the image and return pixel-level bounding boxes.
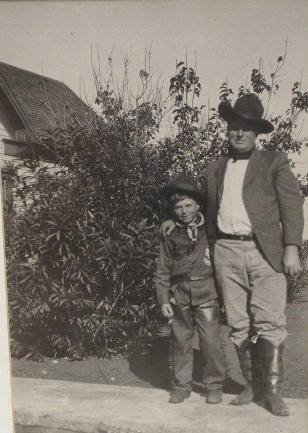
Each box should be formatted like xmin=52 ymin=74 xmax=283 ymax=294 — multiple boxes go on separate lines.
xmin=218 ymin=93 xmax=274 ymax=134
xmin=160 ymin=174 xmax=206 ymax=203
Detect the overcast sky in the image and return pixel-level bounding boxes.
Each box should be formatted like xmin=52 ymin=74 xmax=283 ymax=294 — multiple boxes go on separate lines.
xmin=0 ymin=0 xmax=307 ymax=170
xmin=0 ymin=1 xmax=307 ymax=108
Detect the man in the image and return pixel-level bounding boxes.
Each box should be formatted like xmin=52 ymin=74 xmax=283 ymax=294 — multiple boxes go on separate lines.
xmin=162 ymin=93 xmax=303 ymax=416
xmin=205 ymin=93 xmax=303 ymax=416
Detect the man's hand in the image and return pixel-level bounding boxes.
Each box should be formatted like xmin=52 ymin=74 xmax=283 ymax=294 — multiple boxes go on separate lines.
xmin=161 ymin=303 xmax=174 ymax=319
xmin=283 ymin=245 xmax=302 ymax=277
xmin=161 ymin=219 xmax=176 ymax=238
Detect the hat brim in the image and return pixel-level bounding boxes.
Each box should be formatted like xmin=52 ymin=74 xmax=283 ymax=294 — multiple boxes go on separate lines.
xmin=218 ymin=101 xmax=274 ymax=134
xmin=160 ymin=184 xmax=206 ymax=203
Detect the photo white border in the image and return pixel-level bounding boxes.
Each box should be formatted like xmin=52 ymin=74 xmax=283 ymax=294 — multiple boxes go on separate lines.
xmin=0 ymin=174 xmax=14 ymax=432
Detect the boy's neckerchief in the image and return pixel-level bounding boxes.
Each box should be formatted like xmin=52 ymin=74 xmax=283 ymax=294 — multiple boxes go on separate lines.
xmin=176 ymin=211 xmax=205 ymax=243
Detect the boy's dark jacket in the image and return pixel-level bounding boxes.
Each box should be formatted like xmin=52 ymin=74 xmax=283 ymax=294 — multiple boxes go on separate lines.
xmin=155 ymin=223 xmax=217 ymax=306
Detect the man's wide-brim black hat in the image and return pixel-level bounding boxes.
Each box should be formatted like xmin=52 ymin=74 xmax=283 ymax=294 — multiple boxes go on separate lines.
xmin=218 ymin=93 xmax=274 ymax=134
xmin=160 ymin=175 xmax=206 ymax=203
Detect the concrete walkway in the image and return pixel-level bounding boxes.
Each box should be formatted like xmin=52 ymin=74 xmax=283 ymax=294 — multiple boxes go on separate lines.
xmin=13 ymin=377 xmax=308 ymax=433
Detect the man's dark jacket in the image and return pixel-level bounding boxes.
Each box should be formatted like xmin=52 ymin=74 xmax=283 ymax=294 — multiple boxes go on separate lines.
xmin=204 ymin=150 xmax=304 ymax=273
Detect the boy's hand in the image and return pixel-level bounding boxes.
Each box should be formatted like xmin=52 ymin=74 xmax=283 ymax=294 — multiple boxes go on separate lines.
xmin=161 ymin=303 xmax=174 ymax=319
xmin=161 ymin=219 xmax=176 ymax=238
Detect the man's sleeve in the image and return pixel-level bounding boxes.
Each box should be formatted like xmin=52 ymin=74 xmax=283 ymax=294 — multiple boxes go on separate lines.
xmin=155 ymin=239 xmax=172 ymax=306
xmin=274 ymin=152 xmax=304 ymax=247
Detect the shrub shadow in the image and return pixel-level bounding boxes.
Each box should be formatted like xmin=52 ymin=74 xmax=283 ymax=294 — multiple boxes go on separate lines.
xmin=128 ymin=337 xmax=171 ymax=389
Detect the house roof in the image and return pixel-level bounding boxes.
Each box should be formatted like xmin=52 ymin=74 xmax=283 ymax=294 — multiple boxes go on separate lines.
xmin=0 ymin=61 xmax=91 ymax=141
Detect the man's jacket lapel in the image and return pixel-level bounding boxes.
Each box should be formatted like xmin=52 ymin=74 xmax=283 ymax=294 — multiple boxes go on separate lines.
xmin=215 ymin=156 xmax=228 ymax=204
xmin=243 ymin=150 xmax=261 ymax=190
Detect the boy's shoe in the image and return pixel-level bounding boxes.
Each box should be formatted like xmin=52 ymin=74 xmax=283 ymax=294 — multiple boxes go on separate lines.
xmin=169 ymin=389 xmax=191 ymax=403
xmin=206 ymin=389 xmax=223 ymax=404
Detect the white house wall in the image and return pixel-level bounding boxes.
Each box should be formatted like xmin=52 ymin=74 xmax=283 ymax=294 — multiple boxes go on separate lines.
xmin=0 ymin=118 xmax=15 ymax=168
xmin=0 ymin=115 xmax=36 ymax=209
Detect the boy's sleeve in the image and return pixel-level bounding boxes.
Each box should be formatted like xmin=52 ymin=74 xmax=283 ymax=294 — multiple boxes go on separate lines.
xmin=155 ymin=238 xmax=172 ymax=306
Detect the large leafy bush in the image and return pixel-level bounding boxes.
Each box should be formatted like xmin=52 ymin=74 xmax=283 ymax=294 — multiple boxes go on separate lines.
xmin=5 ymin=54 xmax=308 ymax=359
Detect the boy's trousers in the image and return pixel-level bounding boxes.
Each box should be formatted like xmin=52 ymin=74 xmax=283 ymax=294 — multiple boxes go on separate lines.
xmin=171 ymin=299 xmax=225 ymax=392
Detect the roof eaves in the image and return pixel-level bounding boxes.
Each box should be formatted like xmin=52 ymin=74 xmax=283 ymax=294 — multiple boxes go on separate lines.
xmin=0 ymin=73 xmax=38 ymax=141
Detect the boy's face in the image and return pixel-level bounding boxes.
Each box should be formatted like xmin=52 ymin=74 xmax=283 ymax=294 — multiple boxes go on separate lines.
xmin=173 ymin=196 xmax=200 ymax=225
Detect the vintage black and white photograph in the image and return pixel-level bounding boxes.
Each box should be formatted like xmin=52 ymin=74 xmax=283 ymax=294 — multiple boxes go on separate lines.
xmin=0 ymin=1 xmax=307 ymax=432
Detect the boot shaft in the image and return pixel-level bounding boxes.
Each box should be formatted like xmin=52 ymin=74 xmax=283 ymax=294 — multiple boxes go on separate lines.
xmin=259 ymin=339 xmax=284 ymax=392
xmin=235 ymin=342 xmax=253 ymax=383
xmin=258 ymin=339 xmax=289 ymax=416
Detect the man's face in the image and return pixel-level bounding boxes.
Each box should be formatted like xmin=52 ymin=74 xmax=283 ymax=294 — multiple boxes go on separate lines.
xmin=173 ymin=196 xmax=200 ymax=225
xmin=228 ymin=122 xmax=257 ymax=153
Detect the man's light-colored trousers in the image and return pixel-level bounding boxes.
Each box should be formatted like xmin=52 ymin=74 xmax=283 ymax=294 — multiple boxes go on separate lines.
xmin=214 ymin=239 xmax=287 ymax=348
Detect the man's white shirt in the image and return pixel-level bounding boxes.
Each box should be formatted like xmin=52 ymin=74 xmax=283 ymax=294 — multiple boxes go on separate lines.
xmin=217 ymin=159 xmax=252 ymax=235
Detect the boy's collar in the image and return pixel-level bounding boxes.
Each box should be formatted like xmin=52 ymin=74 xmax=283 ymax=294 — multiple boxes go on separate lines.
xmin=175 ymin=212 xmax=205 ymax=243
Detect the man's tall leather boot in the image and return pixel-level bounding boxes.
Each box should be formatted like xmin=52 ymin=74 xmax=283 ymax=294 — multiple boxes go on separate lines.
xmin=260 ymin=339 xmax=289 ymax=416
xmin=230 ymin=342 xmax=254 ymax=405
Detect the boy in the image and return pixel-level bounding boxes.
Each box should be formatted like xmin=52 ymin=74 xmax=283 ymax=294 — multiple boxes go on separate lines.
xmin=156 ymin=175 xmax=225 ymax=404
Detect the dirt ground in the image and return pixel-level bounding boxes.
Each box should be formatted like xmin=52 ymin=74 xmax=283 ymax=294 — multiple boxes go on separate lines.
xmin=12 ymin=303 xmax=308 ymax=399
